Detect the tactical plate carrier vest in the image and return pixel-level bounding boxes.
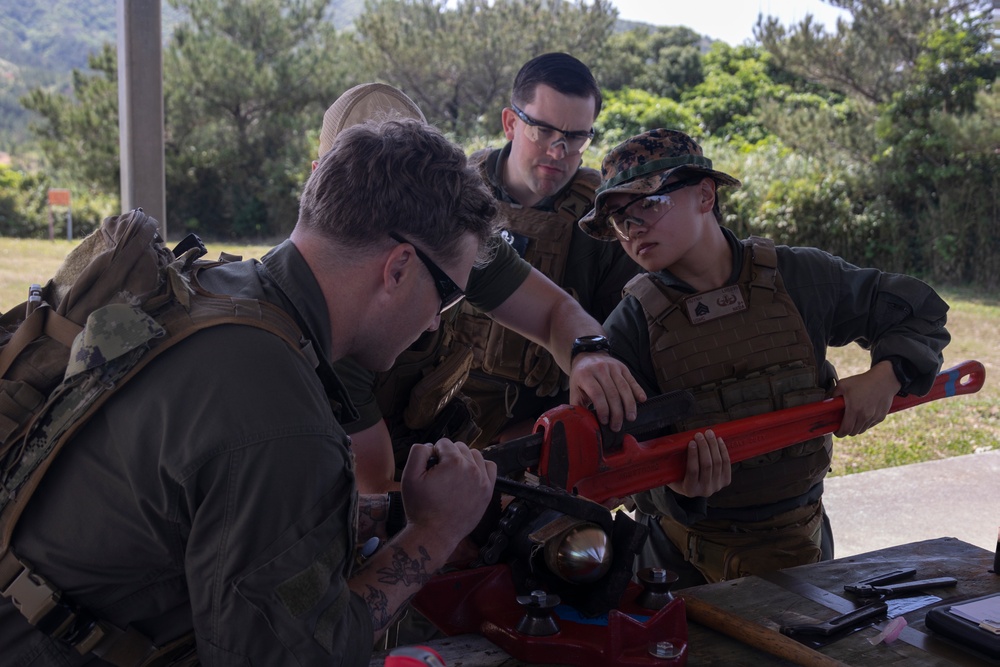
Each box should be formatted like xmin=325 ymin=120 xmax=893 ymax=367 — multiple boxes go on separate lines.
xmin=371 ymin=319 xmax=480 ymax=469
xmin=625 ymin=237 xmax=831 ymax=508
xmin=453 ymin=149 xmax=600 ymax=384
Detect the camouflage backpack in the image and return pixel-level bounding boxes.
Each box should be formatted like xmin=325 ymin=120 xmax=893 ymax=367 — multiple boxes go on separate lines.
xmin=0 ymin=209 xmax=310 ymax=665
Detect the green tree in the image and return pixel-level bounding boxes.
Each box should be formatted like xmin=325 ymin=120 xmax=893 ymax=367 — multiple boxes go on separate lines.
xmin=756 ymin=0 xmax=989 ymax=106
xmin=594 ymin=26 xmax=704 ymax=99
xmin=165 ymin=0 xmax=351 ymax=238
xmin=19 ymin=43 xmax=121 ymax=195
xmin=751 ymin=0 xmax=997 ymax=285
xmin=593 ymin=88 xmax=698 ymax=148
xmin=20 ymin=0 xmax=351 ymax=239
xmin=354 ymin=0 xmax=616 ymax=139
xmin=679 ymin=43 xmax=808 ymax=145
xmin=872 ymin=14 xmax=998 ymax=285
xmin=0 ymin=163 xmax=48 ymax=237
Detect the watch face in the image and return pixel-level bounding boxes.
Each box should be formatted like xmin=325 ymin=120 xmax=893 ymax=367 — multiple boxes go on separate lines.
xmin=572 ymin=335 xmax=611 ymax=358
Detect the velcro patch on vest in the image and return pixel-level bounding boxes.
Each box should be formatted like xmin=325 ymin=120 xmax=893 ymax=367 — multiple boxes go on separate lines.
xmin=683 ymin=285 xmax=747 ymax=324
xmin=499 ymin=229 xmax=530 ymax=258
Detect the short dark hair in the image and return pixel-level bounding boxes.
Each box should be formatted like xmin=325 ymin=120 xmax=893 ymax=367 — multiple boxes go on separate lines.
xmin=511 ymin=52 xmax=602 ymax=118
xmin=299 ymin=118 xmax=497 ymax=264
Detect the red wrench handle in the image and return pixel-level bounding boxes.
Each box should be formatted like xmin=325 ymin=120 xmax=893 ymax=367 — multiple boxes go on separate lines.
xmin=574 ymin=360 xmax=986 ymax=504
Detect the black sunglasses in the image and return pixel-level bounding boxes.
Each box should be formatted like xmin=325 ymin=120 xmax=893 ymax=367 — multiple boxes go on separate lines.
xmin=389 ymin=232 xmax=466 ymax=314
xmin=510 ymin=102 xmax=595 ymax=154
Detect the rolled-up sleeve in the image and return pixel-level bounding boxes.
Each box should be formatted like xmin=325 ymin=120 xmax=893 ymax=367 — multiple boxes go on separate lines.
xmin=778 ymin=246 xmax=949 ymax=395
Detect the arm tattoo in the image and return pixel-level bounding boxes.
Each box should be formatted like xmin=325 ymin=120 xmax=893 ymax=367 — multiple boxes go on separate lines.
xmin=377 ymin=544 xmax=433 ymax=587
xmin=363 ymin=584 xmax=392 ymax=630
xmin=357 ymin=494 xmax=389 ymax=540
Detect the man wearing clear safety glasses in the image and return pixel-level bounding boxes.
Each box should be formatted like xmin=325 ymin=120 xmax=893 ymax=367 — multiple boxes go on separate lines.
xmin=507 ymin=101 xmax=595 ymax=162
xmin=455 ymin=53 xmax=641 ymax=448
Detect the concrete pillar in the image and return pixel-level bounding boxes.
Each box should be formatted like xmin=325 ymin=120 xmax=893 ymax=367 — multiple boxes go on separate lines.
xmin=117 ymin=0 xmax=167 ymax=238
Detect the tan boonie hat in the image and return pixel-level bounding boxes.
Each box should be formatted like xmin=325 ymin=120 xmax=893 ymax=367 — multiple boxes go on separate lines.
xmin=579 ymin=128 xmax=741 ymax=241
xmin=318 ymin=83 xmax=426 ymax=157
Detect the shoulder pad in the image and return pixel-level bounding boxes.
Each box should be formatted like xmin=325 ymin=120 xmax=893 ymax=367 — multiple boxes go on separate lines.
xmin=573 ymin=166 xmax=602 ymax=192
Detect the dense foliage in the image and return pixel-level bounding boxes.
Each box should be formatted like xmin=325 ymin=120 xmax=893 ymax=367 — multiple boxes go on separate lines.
xmin=1 ymin=0 xmax=996 ymax=287
xmin=355 ymin=0 xmax=615 ymax=136
xmin=750 ymin=0 xmax=998 ymax=287
xmin=163 ymin=0 xmax=350 ymax=238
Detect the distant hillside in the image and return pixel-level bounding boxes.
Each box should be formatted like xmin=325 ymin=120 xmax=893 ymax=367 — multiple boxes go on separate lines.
xmin=0 ymin=0 xmax=657 ymax=151
xmin=0 ymin=0 xmax=364 ymax=72
xmin=0 ymin=1 xmax=115 ymax=72
xmin=614 ymin=17 xmax=715 ymax=52
xmin=0 ymin=0 xmax=174 ymax=150
xmin=0 ymin=0 xmax=364 ymax=151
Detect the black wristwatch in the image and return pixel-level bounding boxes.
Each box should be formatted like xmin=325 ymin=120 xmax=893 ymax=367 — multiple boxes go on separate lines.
xmin=571 ymin=335 xmax=611 ymax=360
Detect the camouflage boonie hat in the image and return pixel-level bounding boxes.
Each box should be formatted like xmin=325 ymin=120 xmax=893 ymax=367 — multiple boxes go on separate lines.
xmin=579 ymin=129 xmax=741 ymax=241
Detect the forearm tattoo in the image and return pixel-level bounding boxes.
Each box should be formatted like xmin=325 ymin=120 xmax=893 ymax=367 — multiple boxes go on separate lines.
xmin=357 ymin=494 xmax=389 ymax=540
xmin=377 ymin=544 xmax=433 ymax=587
xmin=363 ymin=584 xmax=392 ymax=630
xmin=361 ymin=544 xmax=433 ymax=631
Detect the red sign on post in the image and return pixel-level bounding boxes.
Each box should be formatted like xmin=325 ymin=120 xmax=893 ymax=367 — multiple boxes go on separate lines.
xmin=48 ymin=189 xmax=71 ymax=207
xmin=47 ymin=189 xmax=74 ymax=241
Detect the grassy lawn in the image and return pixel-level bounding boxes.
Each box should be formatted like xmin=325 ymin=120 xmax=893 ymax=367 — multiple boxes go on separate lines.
xmin=2 ymin=236 xmax=996 ymax=477
xmin=825 ymin=288 xmax=999 ymax=476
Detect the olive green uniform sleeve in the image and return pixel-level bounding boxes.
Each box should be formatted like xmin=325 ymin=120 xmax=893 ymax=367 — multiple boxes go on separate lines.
xmin=604 ymin=295 xmax=659 ymax=397
xmin=565 ymin=226 xmax=641 ymax=323
xmin=466 ymin=238 xmax=532 ymax=313
xmin=775 ymin=243 xmax=949 ymax=395
xmin=606 ymin=229 xmax=950 ymax=525
xmin=3 ymin=326 xmax=375 ymax=666
xmin=0 ymin=242 xmax=379 ymax=665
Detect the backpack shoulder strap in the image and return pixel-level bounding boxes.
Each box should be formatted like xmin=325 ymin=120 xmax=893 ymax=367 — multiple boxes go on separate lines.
xmin=0 ymin=297 xmax=81 ymax=379
xmin=0 ymin=298 xmax=310 ymax=666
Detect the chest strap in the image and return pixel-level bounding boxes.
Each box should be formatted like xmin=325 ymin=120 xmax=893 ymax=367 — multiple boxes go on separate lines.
xmin=0 ymin=550 xmax=196 ymax=665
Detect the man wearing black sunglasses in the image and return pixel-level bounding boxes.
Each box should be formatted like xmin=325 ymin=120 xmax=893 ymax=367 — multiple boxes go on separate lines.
xmin=0 ymin=119 xmax=502 ymax=666
xmin=453 ymin=52 xmax=642 ymax=449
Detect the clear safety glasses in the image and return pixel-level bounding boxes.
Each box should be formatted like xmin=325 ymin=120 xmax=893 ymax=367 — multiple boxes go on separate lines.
xmin=510 ymin=102 xmax=595 ymax=156
xmin=608 ymin=178 xmax=704 ymax=241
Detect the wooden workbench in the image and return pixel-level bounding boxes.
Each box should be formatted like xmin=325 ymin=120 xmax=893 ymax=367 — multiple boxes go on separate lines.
xmin=371 ymin=537 xmax=1000 ymax=666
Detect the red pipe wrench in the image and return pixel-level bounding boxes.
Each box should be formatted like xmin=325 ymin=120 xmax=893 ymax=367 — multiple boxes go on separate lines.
xmin=484 ymin=360 xmax=986 ymax=505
